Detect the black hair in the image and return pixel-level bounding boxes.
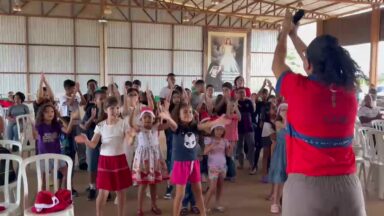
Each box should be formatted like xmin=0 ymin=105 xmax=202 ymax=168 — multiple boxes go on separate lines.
xmin=171 ymin=102 xmax=193 ymax=124
xmin=42 ymin=87 xmax=47 ymax=91
xmin=104 ymin=96 xmax=118 ymax=109
xmin=195 ymin=79 xmax=205 ymax=85
xmin=234 ymin=76 xmax=243 ymax=86
xmin=222 ymin=82 xmax=232 ymax=90
xmin=63 ymin=79 xmax=76 ymax=89
xmin=87 ymin=79 xmax=97 ymax=85
xmin=61 ymin=116 xmax=71 ymax=124
xmin=36 ymin=103 xmax=59 ymax=125
xmin=94 ymin=89 xmax=106 ymax=96
xmin=133 ymin=80 xmax=141 ymax=86
xmin=15 ymin=92 xmax=26 ymax=103
xmin=261 ymin=88 xmax=269 ymax=95
xmin=306 ymin=35 xmax=363 ymax=89
xmin=173 ymin=85 xmax=183 ymax=94
xmin=211 ymin=126 xmax=226 ymax=138
xmin=127 ymin=88 xmax=139 ymax=95
xmin=206 ymin=84 xmax=214 ymax=89
xmin=185 ymin=88 xmax=191 ymax=92
xmin=125 ymin=80 xmax=132 ymax=87
xmin=100 ymin=86 xmax=108 ymax=91
xmin=167 ymin=73 xmax=175 ymax=77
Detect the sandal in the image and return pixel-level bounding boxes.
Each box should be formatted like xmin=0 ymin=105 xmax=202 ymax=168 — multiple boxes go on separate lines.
xmin=180 ymin=207 xmax=189 ymax=216
xmin=190 ymin=206 xmax=200 ymax=214
xmin=151 ymin=206 xmax=162 ymax=215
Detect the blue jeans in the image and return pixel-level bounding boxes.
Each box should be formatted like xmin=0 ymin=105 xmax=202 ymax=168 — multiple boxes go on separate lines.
xmin=226 ymin=156 xmax=236 ymax=178
xmin=6 ymin=123 xmax=19 ymax=141
xmin=165 ymin=129 xmax=173 ymax=171
xmin=182 ymin=183 xmax=196 ymax=208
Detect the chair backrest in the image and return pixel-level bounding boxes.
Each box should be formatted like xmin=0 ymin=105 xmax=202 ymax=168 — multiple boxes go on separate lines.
xmin=364 ymin=129 xmax=384 ymax=165
xmin=0 ymin=154 xmax=22 ymax=206
xmin=0 ymin=140 xmax=22 ymax=155
xmin=21 ymin=154 xmax=73 ymax=210
xmin=372 ymin=119 xmax=384 ymax=131
xmin=16 ymin=114 xmax=35 ymax=149
xmin=358 ymin=127 xmax=375 ymax=159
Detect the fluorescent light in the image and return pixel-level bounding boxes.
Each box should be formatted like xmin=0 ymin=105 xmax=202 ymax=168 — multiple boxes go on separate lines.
xmin=98 ymin=18 xmax=108 ymax=23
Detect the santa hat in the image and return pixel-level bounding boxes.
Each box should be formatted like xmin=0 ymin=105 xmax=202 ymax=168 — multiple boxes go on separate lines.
xmin=139 ymin=107 xmax=155 ymax=119
xmin=211 ymin=123 xmax=225 ymax=132
xmin=199 ymin=111 xmax=211 ymax=123
xmin=31 ymin=189 xmax=72 ymax=214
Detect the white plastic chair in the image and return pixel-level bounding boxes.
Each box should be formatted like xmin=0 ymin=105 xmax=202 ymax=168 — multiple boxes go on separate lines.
xmin=22 ymin=154 xmax=74 ymax=216
xmin=363 ymin=129 xmax=384 ymax=199
xmin=16 ymin=115 xmax=35 ymax=157
xmin=372 ymin=119 xmax=384 ymax=131
xmin=0 ymin=154 xmax=23 ymax=216
xmin=0 ymin=140 xmax=22 ymax=156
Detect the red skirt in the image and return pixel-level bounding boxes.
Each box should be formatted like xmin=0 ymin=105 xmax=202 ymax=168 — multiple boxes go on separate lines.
xmin=96 ymin=154 xmax=132 ymax=191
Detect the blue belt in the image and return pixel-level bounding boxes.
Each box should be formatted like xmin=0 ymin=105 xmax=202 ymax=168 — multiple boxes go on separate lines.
xmin=286 ymin=124 xmax=353 ymax=148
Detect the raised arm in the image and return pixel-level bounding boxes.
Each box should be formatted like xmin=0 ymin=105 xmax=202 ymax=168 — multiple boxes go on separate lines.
xmin=289 ymin=25 xmax=309 ymax=75
xmin=272 ymin=12 xmax=292 ymax=79
xmin=61 ymin=110 xmax=80 ymax=134
xmin=36 ymin=75 xmax=45 ymax=104
xmin=158 ymin=107 xmax=178 ymax=131
xmin=76 ymin=82 xmax=87 ymax=106
xmin=198 ymin=114 xmax=231 ymax=132
xmin=42 ymin=74 xmax=55 ymax=101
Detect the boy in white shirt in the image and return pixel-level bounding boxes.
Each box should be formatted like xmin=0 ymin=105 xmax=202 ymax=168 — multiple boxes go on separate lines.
xmin=58 ymin=79 xmax=87 ymax=177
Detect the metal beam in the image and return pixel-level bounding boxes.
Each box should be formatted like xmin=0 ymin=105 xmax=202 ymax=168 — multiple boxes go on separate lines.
xmin=44 ymin=3 xmax=59 ymax=16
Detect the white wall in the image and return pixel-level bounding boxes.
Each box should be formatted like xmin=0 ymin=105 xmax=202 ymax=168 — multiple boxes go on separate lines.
xmin=0 ymin=15 xmax=299 ymax=97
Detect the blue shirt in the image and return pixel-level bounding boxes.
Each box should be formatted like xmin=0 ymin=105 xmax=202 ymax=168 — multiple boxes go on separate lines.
xmin=172 ymin=124 xmax=199 ymax=161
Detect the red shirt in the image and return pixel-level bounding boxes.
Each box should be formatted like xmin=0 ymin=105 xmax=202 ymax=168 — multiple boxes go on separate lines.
xmin=277 ymin=71 xmax=357 ymax=176
xmin=231 ymin=87 xmax=251 ymax=98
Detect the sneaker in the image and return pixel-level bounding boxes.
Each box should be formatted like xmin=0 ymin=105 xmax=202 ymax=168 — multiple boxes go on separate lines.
xmin=163 ymin=193 xmax=172 ymax=200
xmin=249 ymin=168 xmax=257 ymax=175
xmin=72 ymin=189 xmax=79 ymax=198
xmin=87 ymin=188 xmax=97 ymax=201
xmin=79 ymin=163 xmax=88 ymax=171
xmin=214 ymin=206 xmax=225 ymax=213
xmin=270 ymin=204 xmax=280 ymax=214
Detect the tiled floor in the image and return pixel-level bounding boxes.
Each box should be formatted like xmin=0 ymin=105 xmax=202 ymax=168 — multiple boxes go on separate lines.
xmin=59 ymin=169 xmax=383 ymax=216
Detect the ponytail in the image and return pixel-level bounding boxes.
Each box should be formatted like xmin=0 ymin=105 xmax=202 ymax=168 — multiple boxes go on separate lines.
xmin=306 ymin=35 xmax=365 ymax=90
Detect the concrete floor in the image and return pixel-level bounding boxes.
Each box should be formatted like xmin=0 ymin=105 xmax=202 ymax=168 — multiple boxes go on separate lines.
xmin=65 ymin=169 xmax=384 ymax=216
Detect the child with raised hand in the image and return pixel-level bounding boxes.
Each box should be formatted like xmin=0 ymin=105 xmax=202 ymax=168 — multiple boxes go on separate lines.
xmin=204 ymin=123 xmax=232 ymax=213
xmin=224 ymin=99 xmax=241 ymax=181
xmin=75 ymin=96 xmax=133 ymax=216
xmin=129 ymin=107 xmax=169 ymax=216
xmin=268 ymin=103 xmax=288 ymax=214
xmin=34 ymin=73 xmax=55 ymax=115
xmin=158 ymin=102 xmax=230 ymax=216
xmin=34 ymin=103 xmax=78 ymax=189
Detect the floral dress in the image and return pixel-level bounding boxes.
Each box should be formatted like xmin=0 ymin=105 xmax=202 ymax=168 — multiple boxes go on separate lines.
xmin=132 ymin=127 xmax=169 ymax=184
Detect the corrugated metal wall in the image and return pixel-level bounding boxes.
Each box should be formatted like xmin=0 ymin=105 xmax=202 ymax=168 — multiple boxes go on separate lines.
xmin=0 ymin=15 xmax=283 ymax=97
xmin=249 ymin=29 xmax=278 ymax=93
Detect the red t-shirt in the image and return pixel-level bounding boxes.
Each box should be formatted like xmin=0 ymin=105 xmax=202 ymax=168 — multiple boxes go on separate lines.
xmin=277 ymin=71 xmax=357 ymax=176
xmin=231 ymin=87 xmax=251 ymax=98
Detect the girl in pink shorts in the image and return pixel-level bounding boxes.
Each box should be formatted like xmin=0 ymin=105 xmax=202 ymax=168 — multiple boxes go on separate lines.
xmin=158 ymin=102 xmax=230 ymax=216
xmin=204 ymin=124 xmax=232 ymax=213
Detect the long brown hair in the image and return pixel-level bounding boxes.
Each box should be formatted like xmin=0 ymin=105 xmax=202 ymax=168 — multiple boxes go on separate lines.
xmin=36 ymin=103 xmax=59 ymax=125
xmin=171 ymin=102 xmax=194 ymax=125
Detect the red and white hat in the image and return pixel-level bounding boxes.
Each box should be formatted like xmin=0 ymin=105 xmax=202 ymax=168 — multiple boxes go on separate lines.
xmin=211 ymin=123 xmax=225 ymax=132
xmin=31 ymin=189 xmax=72 ymax=214
xmin=139 ymin=107 xmax=155 ymax=119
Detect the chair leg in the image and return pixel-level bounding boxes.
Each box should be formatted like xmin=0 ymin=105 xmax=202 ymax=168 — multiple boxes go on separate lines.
xmin=366 ymin=165 xmax=372 ymax=197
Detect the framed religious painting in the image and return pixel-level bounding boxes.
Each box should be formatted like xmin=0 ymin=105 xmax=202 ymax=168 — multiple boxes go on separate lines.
xmin=205 ymin=30 xmax=248 ymax=91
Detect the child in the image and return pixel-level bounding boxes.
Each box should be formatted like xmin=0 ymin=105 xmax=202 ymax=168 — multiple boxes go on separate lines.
xmin=164 ymin=89 xmax=182 ymax=199
xmin=236 ymin=88 xmax=256 ymax=174
xmin=58 ymin=79 xmax=87 ymax=171
xmin=260 ymin=103 xmax=276 ymax=183
xmin=130 ymin=107 xmax=169 ymax=216
xmin=204 ymin=124 xmax=231 ymax=213
xmin=158 ymin=102 xmax=230 ymax=216
xmin=268 ymin=103 xmax=288 ymax=214
xmin=80 ymin=89 xmax=107 ymax=200
xmin=34 ymin=103 xmax=77 ymax=189
xmin=34 ymin=73 xmax=55 ymax=115
xmin=225 ymin=99 xmax=241 ymax=181
xmin=75 ymin=96 xmax=133 ymax=216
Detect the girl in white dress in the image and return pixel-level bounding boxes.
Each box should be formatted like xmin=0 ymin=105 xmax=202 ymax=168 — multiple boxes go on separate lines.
xmin=129 ymin=107 xmax=169 ymax=216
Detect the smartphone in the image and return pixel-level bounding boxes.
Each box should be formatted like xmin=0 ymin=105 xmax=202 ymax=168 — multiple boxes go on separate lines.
xmin=293 ymin=9 xmax=305 ymax=25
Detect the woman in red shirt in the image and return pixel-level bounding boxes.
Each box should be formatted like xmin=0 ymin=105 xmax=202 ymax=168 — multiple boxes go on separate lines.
xmin=272 ymin=13 xmax=366 ymax=216
xmin=231 ymin=76 xmax=251 ymax=98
